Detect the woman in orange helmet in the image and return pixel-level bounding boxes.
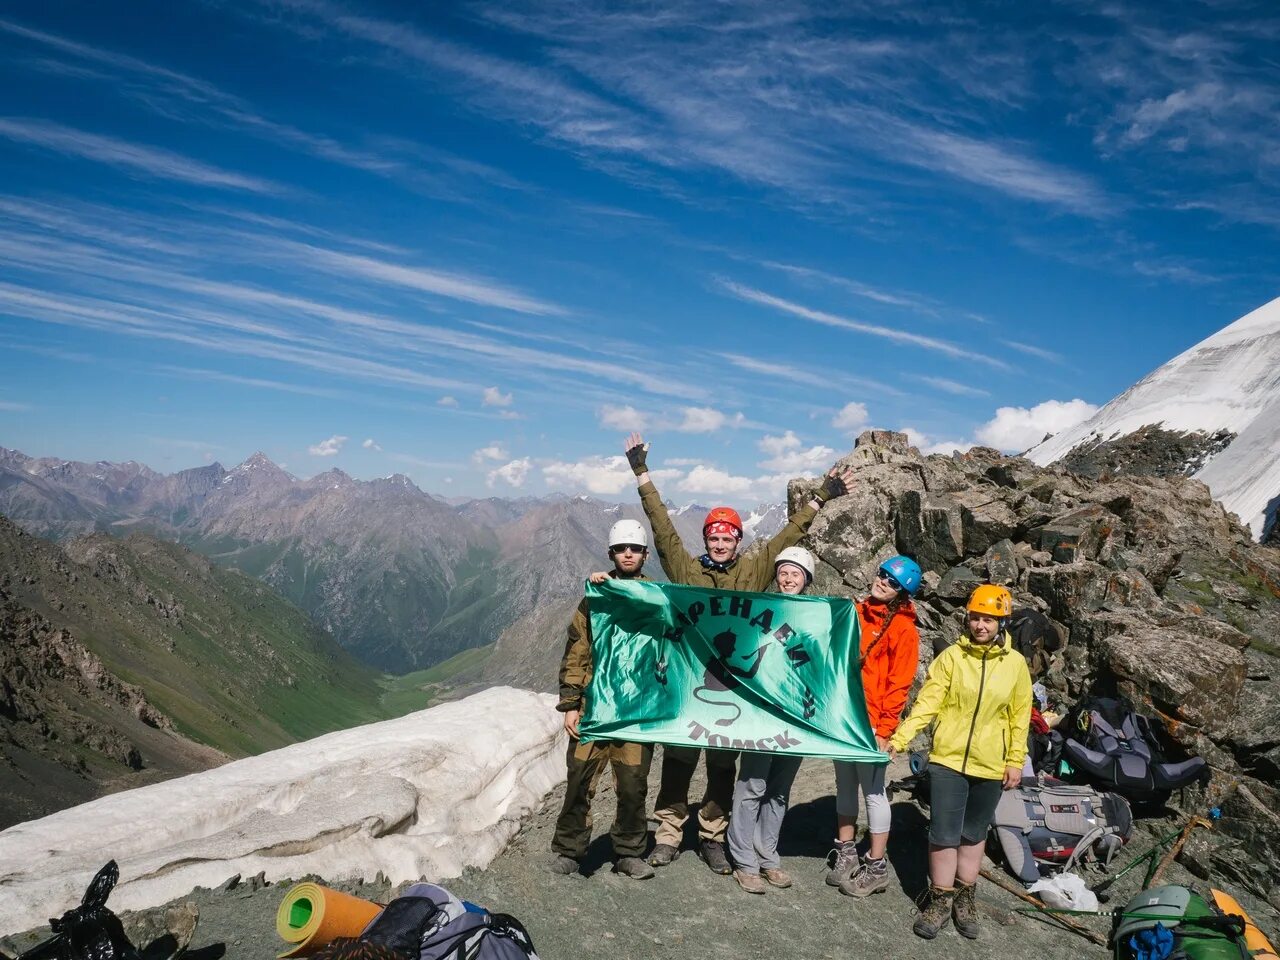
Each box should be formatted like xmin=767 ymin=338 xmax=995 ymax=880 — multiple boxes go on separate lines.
xmin=888 ymin=584 xmax=1032 ymax=942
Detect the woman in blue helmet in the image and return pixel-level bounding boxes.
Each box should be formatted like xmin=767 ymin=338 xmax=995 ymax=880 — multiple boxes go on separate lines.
xmin=827 ymin=555 xmax=923 ymax=898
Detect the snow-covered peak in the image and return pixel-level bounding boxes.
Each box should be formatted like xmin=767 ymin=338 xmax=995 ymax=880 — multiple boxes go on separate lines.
xmin=1027 ymin=295 xmax=1280 ymax=538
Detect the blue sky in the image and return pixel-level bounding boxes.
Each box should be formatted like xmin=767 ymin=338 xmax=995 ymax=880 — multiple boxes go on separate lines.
xmin=1 ymin=0 xmax=1277 ymax=503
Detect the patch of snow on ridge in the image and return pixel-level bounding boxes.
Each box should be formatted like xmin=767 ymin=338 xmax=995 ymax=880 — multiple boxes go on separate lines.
xmin=0 ymin=687 xmax=564 ymax=937
xmin=1026 ymin=295 xmax=1280 ymax=538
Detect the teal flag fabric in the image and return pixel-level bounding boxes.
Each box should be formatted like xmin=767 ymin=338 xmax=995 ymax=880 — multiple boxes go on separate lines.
xmin=579 ymin=578 xmax=886 ymax=762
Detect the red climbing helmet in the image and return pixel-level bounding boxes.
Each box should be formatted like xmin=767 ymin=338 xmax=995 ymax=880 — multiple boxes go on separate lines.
xmin=703 ymin=506 xmax=743 ymax=539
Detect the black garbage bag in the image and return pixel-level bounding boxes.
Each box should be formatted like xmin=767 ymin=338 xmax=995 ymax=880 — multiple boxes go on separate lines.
xmin=19 ymin=862 xmax=138 ymax=960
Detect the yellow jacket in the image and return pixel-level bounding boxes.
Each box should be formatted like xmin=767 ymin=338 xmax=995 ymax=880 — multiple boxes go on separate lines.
xmin=889 ymin=631 xmax=1032 ymax=781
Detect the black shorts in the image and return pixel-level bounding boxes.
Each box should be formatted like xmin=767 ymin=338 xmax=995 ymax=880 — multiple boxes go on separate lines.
xmin=928 ymin=763 xmax=1003 ymax=846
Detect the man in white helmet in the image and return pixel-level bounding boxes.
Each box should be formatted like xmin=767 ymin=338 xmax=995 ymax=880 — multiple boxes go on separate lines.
xmin=550 ymin=517 xmax=656 ymax=879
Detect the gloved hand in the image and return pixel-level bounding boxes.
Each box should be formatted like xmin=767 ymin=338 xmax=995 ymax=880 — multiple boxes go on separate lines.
xmin=625 ymin=440 xmax=648 ymax=476
xmin=816 ymin=469 xmax=848 ymax=503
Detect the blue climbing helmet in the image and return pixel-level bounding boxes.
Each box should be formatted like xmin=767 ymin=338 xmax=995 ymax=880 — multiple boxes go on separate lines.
xmin=878 ymin=555 xmax=922 ymax=596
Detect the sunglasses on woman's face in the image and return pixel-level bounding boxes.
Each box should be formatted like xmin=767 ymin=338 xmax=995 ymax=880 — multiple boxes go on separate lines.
xmin=876 ymin=570 xmax=903 ymax=591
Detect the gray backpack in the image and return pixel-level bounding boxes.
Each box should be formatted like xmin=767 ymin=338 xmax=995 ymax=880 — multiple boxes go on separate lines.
xmin=360 ymin=883 xmax=539 ymax=960
xmin=992 ymin=779 xmax=1133 ymax=885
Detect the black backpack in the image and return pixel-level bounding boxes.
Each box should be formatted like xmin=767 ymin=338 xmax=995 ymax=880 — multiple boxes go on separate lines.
xmin=1062 ymin=697 xmax=1208 ymax=803
xmin=1009 ymin=608 xmax=1063 ymax=677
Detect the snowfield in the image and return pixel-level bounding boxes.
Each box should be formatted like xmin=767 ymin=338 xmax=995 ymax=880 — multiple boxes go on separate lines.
xmin=0 ymin=687 xmax=565 ymax=937
xmin=1027 ymin=295 xmax=1280 ymax=539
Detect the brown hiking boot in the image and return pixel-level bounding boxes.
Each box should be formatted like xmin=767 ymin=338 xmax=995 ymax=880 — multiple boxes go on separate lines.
xmin=733 ymin=870 xmax=767 ymax=895
xmin=953 ymin=881 xmax=979 ymax=938
xmin=548 ymin=854 xmax=579 ymax=875
xmin=761 ymin=867 xmax=792 ymax=888
xmin=912 ymin=885 xmax=956 ymax=940
xmin=838 ymin=856 xmax=890 ymax=898
xmin=700 ymin=840 xmax=732 ymax=875
xmin=825 ymin=840 xmax=859 ymax=887
xmin=646 ymin=843 xmax=679 ymax=867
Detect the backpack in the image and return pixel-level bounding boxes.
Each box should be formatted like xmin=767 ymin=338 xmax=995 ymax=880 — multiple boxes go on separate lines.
xmin=1062 ymin=697 xmax=1208 ymax=803
xmin=344 ymin=883 xmax=539 ymax=960
xmin=991 ymin=779 xmax=1133 ymax=885
xmin=1114 ymin=886 xmax=1251 ymax=960
xmin=1009 ymin=608 xmax=1063 ymax=677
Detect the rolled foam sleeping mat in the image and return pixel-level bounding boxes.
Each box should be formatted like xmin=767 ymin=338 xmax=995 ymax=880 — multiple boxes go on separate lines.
xmin=275 ymin=882 xmax=384 ymax=957
xmin=1209 ymin=889 xmax=1278 ymax=960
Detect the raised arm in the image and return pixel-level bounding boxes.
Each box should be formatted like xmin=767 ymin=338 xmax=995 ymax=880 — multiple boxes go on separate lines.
xmin=626 ymin=433 xmax=696 ymax=583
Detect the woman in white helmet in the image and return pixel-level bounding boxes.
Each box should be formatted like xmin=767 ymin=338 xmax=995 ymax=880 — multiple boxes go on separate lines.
xmin=726 ymin=545 xmax=816 ymax=895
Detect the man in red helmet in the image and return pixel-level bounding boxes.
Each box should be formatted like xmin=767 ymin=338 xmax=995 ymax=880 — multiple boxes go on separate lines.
xmin=620 ymin=431 xmax=855 ymax=873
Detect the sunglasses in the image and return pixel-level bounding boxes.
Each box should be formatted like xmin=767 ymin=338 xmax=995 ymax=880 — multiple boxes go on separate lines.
xmin=876 ymin=570 xmax=903 ymax=591
xmin=611 ymin=544 xmax=646 ymax=554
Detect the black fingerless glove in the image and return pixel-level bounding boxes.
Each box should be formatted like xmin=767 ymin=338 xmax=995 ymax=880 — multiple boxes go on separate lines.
xmin=626 ymin=443 xmax=648 ymax=476
xmin=816 ymin=473 xmax=848 ymax=502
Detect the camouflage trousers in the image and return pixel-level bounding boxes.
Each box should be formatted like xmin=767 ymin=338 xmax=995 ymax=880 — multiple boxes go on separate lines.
xmin=551 ymin=739 xmax=654 ymax=860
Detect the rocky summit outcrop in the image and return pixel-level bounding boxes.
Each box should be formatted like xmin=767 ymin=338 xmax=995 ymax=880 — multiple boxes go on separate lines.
xmin=796 ymin=430 xmax=1280 ymax=906
xmin=1057 ymin=424 xmax=1235 ymax=480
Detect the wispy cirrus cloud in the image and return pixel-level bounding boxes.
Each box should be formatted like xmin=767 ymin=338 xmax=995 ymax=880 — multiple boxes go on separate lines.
xmin=717 ymin=279 xmax=1010 ymax=370
xmin=0 ymin=117 xmax=283 ymax=193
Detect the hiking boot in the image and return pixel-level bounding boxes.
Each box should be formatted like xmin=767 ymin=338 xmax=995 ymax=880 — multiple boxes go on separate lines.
xmin=612 ymin=857 xmax=656 ymax=880
xmin=825 ymin=839 xmax=859 ymax=886
xmin=953 ymin=881 xmax=979 ymax=939
xmin=548 ymin=854 xmax=579 ymax=876
xmin=762 ymin=867 xmax=792 ymax=888
xmin=646 ymin=843 xmax=679 ymax=867
xmin=733 ymin=870 xmax=767 ymax=895
xmin=912 ymin=885 xmax=956 ymax=940
xmin=839 ymin=856 xmax=890 ymax=898
xmin=699 ymin=840 xmax=732 ymax=875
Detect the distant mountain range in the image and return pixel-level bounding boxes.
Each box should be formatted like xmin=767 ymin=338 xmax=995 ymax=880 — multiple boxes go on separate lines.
xmin=0 ymin=447 xmax=786 ymax=671
xmin=0 ymin=514 xmax=388 ymax=828
xmin=1027 ymin=294 xmax=1280 ymax=542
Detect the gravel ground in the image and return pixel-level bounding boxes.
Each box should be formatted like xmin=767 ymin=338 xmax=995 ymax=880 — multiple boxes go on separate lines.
xmin=5 ymin=751 xmax=1276 ymax=960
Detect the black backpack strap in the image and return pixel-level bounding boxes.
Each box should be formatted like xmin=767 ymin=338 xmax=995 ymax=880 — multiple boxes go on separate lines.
xmin=487 ymin=915 xmax=537 ymax=956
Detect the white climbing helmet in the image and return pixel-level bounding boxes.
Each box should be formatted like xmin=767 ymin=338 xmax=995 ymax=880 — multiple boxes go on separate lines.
xmin=608 ymin=518 xmax=648 ymax=549
xmin=774 ymin=546 xmax=815 ymax=583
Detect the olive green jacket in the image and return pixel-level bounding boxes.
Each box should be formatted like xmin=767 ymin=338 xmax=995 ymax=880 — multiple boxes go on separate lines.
xmin=556 ymin=570 xmax=650 ymax=713
xmin=638 ymin=480 xmax=819 ymax=591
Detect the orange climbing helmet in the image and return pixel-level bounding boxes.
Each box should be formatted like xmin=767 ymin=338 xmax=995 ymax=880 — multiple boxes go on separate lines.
xmin=703 ymin=506 xmax=743 ymax=539
xmin=966 ymin=584 xmax=1012 ymax=618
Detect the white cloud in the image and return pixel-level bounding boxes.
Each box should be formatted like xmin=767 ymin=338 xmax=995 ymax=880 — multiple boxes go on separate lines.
xmin=673 ymin=406 xmax=745 ymax=433
xmin=362 ymin=438 xmax=381 ymax=451
xmin=438 ymin=395 xmax=459 ymax=407
xmin=907 ymin=375 xmax=991 ymax=398
xmin=542 ymin=455 xmax=632 ymax=495
xmin=598 ymin=403 xmax=647 ymax=431
xmin=482 ymin=386 xmax=513 ymax=407
xmin=757 ymin=430 xmax=834 ymax=474
xmin=486 ymin=457 xmax=531 ymax=488
xmin=974 ymin=398 xmax=1099 ymax=452
xmin=902 ymin=427 xmax=972 ymax=456
xmin=676 ymin=464 xmax=757 ymax=496
xmin=472 ymin=443 xmax=509 ymax=464
xmin=308 ymin=434 xmax=348 ymax=457
xmin=832 ymin=402 xmax=869 ymax=433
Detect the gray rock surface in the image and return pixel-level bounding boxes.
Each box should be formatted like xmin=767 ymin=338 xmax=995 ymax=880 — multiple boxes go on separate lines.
xmin=798 ymin=430 xmax=1280 ymax=903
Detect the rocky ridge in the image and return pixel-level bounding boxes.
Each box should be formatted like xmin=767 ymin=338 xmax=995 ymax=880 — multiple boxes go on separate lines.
xmin=796 ymin=430 xmax=1280 ymax=905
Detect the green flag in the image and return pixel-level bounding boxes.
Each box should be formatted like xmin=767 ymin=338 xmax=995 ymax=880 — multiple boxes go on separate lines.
xmin=579 ymin=578 xmax=886 ymax=763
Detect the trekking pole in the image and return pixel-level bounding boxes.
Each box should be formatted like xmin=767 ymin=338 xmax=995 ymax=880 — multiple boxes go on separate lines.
xmin=1146 ymin=816 xmax=1213 ymax=889
xmin=1091 ymin=826 xmax=1183 ymax=901
xmin=979 ymin=868 xmax=1108 ymax=947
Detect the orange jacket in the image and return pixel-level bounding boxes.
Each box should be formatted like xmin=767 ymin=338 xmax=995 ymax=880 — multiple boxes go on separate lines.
xmin=856 ymin=597 xmax=920 ymax=739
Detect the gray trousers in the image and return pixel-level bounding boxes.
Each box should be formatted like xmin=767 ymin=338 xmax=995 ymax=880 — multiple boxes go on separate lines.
xmin=726 ymin=751 xmax=804 ymax=873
